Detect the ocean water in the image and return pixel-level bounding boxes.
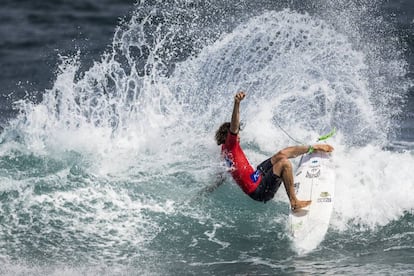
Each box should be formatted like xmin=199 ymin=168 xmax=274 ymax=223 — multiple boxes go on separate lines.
xmin=0 ymin=0 xmax=413 ymax=275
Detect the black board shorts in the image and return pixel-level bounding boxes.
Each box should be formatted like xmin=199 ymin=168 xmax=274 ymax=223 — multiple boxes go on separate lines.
xmin=249 ymin=158 xmax=282 ymax=203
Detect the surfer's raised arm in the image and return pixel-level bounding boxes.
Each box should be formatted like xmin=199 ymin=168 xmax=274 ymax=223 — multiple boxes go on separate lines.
xmin=229 ymin=91 xmax=245 ymax=134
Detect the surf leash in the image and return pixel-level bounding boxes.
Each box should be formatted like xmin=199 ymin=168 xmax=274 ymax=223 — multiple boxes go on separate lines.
xmin=275 ymin=119 xmax=336 ymax=147
xmin=274 ymin=120 xmax=305 ymax=145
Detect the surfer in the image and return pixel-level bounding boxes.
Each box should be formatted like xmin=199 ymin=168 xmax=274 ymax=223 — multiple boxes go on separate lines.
xmin=215 ymin=91 xmax=334 ymax=212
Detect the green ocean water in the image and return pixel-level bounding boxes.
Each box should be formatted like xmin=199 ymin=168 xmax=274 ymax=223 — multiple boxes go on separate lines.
xmin=0 ymin=147 xmax=413 ymax=275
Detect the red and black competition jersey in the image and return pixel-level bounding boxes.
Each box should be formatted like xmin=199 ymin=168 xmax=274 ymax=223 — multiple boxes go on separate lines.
xmin=221 ymin=132 xmax=261 ymax=194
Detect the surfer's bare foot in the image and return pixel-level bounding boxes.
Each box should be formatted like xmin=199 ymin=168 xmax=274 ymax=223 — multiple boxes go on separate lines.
xmin=291 ymin=200 xmax=311 ymax=212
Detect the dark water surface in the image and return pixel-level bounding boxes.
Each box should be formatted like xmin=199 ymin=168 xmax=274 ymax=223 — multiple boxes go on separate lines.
xmin=0 ymin=0 xmax=134 ymax=122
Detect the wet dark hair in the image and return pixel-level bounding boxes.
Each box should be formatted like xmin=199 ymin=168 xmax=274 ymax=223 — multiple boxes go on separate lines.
xmin=215 ymin=122 xmax=231 ymax=145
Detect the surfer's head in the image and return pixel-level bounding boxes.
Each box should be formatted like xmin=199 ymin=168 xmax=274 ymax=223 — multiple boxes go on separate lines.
xmin=215 ymin=122 xmax=231 ymax=145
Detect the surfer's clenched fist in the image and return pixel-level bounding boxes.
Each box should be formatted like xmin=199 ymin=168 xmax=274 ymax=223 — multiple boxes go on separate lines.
xmin=313 ymin=144 xmax=334 ymax=153
xmin=234 ymin=91 xmax=245 ymax=103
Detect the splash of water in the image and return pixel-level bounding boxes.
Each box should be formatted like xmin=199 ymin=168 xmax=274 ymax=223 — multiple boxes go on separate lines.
xmin=0 ymin=2 xmax=413 ymax=271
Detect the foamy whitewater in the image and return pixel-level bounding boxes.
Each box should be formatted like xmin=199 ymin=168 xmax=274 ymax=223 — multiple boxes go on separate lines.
xmin=0 ymin=0 xmax=413 ymax=275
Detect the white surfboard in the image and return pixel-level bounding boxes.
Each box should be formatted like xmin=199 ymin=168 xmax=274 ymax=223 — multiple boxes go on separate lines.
xmin=288 ymin=151 xmax=335 ymax=254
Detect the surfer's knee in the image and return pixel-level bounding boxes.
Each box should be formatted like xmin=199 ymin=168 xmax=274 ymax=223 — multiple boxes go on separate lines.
xmin=271 ymin=156 xmax=291 ymax=175
xmin=272 ymin=153 xmax=290 ymax=165
xmin=271 ymin=150 xmax=288 ymax=164
xmin=280 ymin=158 xmax=292 ymax=171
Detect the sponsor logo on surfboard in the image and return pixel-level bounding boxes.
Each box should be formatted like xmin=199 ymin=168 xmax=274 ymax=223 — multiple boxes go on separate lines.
xmin=317 ymin=192 xmax=332 ymax=202
xmin=294 ymin=182 xmax=300 ymax=194
xmin=320 ymin=192 xmax=330 ymax=197
xmin=317 ymin=197 xmax=332 ymax=203
xmin=305 ymin=168 xmax=320 ymax=178
xmin=292 ymin=221 xmax=303 ymax=231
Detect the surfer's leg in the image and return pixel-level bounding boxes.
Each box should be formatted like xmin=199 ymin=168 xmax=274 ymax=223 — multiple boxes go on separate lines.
xmin=271 ymin=156 xmax=311 ymax=211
